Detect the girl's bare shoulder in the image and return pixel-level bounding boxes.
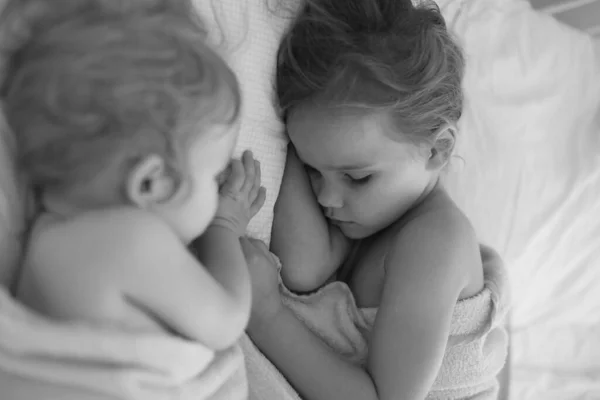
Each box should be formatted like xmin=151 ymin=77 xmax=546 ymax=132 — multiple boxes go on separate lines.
xmin=384 ymin=188 xmax=483 ymax=299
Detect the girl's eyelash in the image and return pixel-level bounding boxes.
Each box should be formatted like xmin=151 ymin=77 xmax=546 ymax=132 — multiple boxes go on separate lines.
xmin=304 ymin=165 xmax=371 ymax=184
xmin=346 ymin=174 xmax=371 ymax=184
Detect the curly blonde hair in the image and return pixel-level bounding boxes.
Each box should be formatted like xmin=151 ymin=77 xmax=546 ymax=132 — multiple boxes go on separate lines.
xmin=0 ymin=0 xmax=240 ymax=197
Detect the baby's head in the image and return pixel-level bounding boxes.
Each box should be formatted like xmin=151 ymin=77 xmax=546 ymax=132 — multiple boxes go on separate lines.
xmin=277 ymin=0 xmax=464 ymax=238
xmin=1 ymin=0 xmax=240 ymax=241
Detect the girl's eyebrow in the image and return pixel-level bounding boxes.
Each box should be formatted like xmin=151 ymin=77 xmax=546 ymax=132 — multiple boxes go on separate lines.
xmin=299 ymin=153 xmax=373 ymax=171
xmin=329 ymin=163 xmax=373 ymax=171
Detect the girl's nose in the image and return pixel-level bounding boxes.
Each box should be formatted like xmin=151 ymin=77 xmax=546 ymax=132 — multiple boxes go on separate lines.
xmin=316 ymin=181 xmax=343 ymax=209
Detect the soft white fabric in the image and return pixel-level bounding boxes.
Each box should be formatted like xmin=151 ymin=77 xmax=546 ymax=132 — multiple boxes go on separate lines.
xmin=0 ymin=287 xmax=248 ymax=400
xmin=243 ymin=250 xmax=509 ymax=400
xmin=193 ymin=0 xmax=288 ymax=245
xmin=437 ymin=0 xmax=600 ymax=397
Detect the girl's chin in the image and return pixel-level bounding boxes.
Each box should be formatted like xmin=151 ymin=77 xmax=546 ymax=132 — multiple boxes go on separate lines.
xmin=335 ymin=222 xmax=370 ymax=239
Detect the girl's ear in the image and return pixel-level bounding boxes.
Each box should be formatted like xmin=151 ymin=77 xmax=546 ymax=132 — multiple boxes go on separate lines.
xmin=126 ymin=154 xmax=175 ymax=208
xmin=426 ymin=124 xmax=456 ymax=171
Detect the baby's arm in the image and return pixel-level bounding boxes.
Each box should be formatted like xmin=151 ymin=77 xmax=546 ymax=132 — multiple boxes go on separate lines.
xmin=121 ymin=213 xmax=250 ymax=349
xmin=128 ymin=152 xmax=264 ymax=350
xmin=367 ymin=209 xmax=480 ymax=400
xmin=271 ymin=145 xmax=351 ymax=292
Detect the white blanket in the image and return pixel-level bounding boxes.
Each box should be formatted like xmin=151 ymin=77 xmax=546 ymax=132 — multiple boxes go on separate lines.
xmin=242 ymin=250 xmax=509 ymax=400
xmin=0 ymin=288 xmax=247 ymax=400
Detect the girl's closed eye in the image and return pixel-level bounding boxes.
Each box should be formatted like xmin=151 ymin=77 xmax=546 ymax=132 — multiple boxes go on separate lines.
xmin=345 ymin=173 xmax=372 ymax=185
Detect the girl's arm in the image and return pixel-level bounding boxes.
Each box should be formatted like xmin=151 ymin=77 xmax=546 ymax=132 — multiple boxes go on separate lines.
xmin=270 ymin=145 xmax=351 ymax=292
xmin=366 ymin=209 xmax=477 ymax=399
xmin=249 ymin=209 xmax=476 ymax=400
xmin=248 ymin=307 xmax=378 ymax=400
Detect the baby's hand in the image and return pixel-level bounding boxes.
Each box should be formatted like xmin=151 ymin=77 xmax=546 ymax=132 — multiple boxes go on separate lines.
xmin=213 ymin=150 xmax=266 ymax=236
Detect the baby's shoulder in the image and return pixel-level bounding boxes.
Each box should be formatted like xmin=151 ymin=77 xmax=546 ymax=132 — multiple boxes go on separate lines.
xmin=27 ymin=208 xmax=181 ymax=275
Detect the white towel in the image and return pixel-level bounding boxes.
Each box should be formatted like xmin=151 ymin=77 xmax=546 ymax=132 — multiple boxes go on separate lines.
xmin=242 ymin=248 xmax=509 ymax=400
xmin=0 ymin=288 xmax=247 ymax=400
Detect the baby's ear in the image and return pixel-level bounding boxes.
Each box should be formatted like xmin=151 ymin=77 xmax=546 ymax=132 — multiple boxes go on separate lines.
xmin=126 ymin=154 xmax=175 ymax=208
xmin=426 ymin=124 xmax=456 ymax=170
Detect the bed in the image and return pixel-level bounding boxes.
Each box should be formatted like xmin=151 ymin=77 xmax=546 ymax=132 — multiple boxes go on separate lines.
xmin=532 ymin=0 xmax=600 ymax=36
xmin=0 ymin=0 xmax=599 ymax=398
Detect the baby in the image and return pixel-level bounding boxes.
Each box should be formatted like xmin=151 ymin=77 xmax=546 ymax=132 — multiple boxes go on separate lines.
xmin=1 ymin=0 xmax=264 ymax=350
xmin=244 ymin=0 xmax=508 ymax=399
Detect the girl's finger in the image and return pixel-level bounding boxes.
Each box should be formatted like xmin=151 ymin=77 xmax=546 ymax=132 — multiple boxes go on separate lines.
xmin=248 ymin=238 xmax=269 ymax=253
xmin=248 ymin=238 xmax=278 ymax=265
xmin=239 ymin=237 xmax=254 ymax=257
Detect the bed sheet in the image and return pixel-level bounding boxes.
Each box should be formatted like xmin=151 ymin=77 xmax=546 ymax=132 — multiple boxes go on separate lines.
xmin=192 ymin=0 xmax=289 ymax=245
xmin=437 ymin=0 xmax=600 ymax=397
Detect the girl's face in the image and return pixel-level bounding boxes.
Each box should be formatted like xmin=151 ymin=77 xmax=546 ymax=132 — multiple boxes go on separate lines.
xmin=287 ymin=104 xmax=438 ymax=239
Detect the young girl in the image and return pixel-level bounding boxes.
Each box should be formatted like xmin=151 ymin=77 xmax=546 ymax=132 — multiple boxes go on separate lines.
xmin=1 ymin=0 xmax=265 ymax=350
xmin=243 ymin=0 xmax=508 ymax=398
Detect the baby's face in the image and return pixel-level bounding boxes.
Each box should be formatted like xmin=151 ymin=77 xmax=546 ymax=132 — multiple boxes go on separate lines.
xmin=288 ymin=104 xmax=437 ymax=239
xmin=163 ymin=123 xmax=238 ymax=242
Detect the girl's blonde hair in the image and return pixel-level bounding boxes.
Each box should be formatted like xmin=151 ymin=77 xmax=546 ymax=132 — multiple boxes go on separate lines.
xmin=277 ymin=0 xmax=464 ymax=143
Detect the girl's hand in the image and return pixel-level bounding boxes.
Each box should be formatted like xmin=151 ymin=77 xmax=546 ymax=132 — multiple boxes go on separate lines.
xmin=213 ymin=151 xmax=266 ymax=236
xmin=240 ymin=237 xmax=283 ymax=324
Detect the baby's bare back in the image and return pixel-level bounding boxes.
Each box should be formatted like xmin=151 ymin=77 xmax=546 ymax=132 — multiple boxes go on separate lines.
xmin=17 ymin=211 xmax=167 ymax=334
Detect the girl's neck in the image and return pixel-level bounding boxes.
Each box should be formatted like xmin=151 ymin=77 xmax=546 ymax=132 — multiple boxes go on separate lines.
xmin=413 ymin=176 xmax=443 ymax=212
xmin=377 ymin=177 xmax=445 ymax=240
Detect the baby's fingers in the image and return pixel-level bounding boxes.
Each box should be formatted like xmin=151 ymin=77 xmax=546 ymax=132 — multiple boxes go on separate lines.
xmin=248 ymin=159 xmax=261 ymax=201
xmin=241 ymin=151 xmax=256 ymax=194
xmin=250 ymin=186 xmax=266 ymax=217
xmin=248 ymin=237 xmax=270 ymax=255
xmin=221 ymin=159 xmax=244 ymax=194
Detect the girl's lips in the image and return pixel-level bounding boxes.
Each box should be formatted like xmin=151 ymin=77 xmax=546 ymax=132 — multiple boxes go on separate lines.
xmin=329 ymin=218 xmax=353 ymax=225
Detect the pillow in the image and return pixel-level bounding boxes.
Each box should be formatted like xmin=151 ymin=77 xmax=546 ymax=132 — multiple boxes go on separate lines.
xmin=193 ymin=0 xmax=288 ymax=244
xmin=437 ymin=0 xmax=600 ymax=397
